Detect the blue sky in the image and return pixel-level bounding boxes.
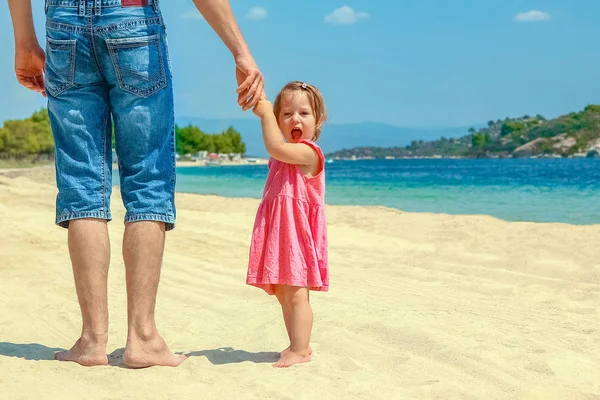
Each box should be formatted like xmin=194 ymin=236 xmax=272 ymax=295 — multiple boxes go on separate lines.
xmin=1 ymin=1 xmax=599 ymax=128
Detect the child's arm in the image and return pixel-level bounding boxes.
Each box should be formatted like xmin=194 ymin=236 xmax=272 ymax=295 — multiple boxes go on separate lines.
xmin=191 ymin=0 xmax=263 ymax=110
xmin=7 ymin=0 xmax=46 ymax=95
xmin=253 ymin=100 xmax=319 ymax=166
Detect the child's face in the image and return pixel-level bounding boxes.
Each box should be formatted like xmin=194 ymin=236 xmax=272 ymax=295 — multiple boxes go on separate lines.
xmin=277 ymin=90 xmax=317 ymax=143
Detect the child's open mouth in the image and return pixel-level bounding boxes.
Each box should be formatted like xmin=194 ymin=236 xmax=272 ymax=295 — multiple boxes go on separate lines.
xmin=291 ymin=128 xmax=302 ymax=141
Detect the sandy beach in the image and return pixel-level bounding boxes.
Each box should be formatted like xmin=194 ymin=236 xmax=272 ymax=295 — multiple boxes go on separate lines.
xmin=1 ymin=168 xmax=599 ymax=399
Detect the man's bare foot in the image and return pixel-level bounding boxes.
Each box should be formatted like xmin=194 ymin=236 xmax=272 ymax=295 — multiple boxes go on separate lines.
xmin=123 ymin=332 xmax=186 ymax=368
xmin=55 ymin=333 xmax=108 ymax=367
xmin=273 ymin=350 xmax=311 ymax=368
xmin=280 ymin=345 xmax=312 ymax=357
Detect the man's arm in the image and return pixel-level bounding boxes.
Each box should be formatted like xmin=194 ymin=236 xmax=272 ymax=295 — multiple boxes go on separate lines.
xmin=7 ymin=0 xmax=46 ymax=95
xmin=192 ymin=0 xmax=264 ymax=110
xmin=8 ymin=0 xmax=38 ymax=46
xmin=192 ymin=0 xmax=249 ymax=58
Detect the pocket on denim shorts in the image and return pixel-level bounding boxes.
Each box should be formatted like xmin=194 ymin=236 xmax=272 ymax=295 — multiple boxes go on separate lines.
xmin=106 ymin=34 xmax=167 ymax=98
xmin=45 ymin=37 xmax=77 ymax=97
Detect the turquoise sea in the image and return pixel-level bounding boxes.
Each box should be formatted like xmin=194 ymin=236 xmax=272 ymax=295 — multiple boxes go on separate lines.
xmin=116 ymin=159 xmax=600 ymax=225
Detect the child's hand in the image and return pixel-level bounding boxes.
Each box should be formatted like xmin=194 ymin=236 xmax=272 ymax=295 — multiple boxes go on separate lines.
xmin=252 ymin=99 xmax=273 ymax=119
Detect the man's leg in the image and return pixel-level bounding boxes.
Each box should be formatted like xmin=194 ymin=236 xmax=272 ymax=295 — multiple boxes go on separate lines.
xmin=122 ymin=221 xmax=185 ymax=367
xmin=45 ymin=20 xmax=114 ymax=366
xmin=96 ymin=4 xmax=179 ymax=367
xmin=55 ymin=219 xmax=110 ymax=366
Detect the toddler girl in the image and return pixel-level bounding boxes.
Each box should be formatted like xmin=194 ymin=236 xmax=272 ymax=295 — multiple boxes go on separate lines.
xmin=247 ymin=81 xmax=329 ymax=368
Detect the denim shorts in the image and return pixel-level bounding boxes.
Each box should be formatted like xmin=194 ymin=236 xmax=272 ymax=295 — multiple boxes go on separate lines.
xmin=44 ymin=0 xmax=176 ymax=230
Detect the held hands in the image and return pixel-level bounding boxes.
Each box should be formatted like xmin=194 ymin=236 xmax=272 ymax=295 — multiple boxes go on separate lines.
xmin=234 ymin=53 xmax=264 ymax=111
xmin=15 ymin=44 xmax=46 ymax=97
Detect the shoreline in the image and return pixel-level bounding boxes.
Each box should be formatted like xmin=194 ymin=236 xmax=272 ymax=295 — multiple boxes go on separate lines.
xmin=175 ymin=158 xmax=268 ymax=167
xmin=0 ymin=156 xmax=597 ymax=175
xmin=0 ymin=159 xmax=269 ymax=173
xmin=1 ymin=165 xmax=598 ymax=227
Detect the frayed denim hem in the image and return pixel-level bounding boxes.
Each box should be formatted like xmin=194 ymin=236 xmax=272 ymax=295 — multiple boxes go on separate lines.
xmin=56 ymin=211 xmax=112 ymax=229
xmin=124 ymin=213 xmax=175 ymax=231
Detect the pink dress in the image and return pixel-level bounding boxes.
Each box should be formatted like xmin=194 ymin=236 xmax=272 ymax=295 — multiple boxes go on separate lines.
xmin=246 ymin=139 xmax=329 ymax=295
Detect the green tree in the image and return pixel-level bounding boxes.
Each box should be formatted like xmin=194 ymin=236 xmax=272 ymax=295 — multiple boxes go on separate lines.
xmin=0 ymin=108 xmax=53 ymax=158
xmin=111 ymin=120 xmax=115 ymax=148
xmin=223 ymin=126 xmax=245 ymax=154
xmin=540 ymin=140 xmax=554 ymax=154
xmin=500 ymin=121 xmax=525 ymax=137
xmin=213 ymin=134 xmax=231 ymax=154
xmin=174 ymin=124 xmax=247 ymax=155
xmin=584 ymin=104 xmax=600 ymax=113
xmin=176 ymin=125 xmax=206 ymax=155
xmin=471 ymin=133 xmax=490 ymax=148
xmin=1 ymin=109 xmax=250 ymax=159
xmin=0 ymin=128 xmax=8 ymax=152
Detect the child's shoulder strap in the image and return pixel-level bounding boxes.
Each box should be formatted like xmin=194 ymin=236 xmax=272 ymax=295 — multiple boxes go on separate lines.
xmin=298 ymin=139 xmax=325 ymax=177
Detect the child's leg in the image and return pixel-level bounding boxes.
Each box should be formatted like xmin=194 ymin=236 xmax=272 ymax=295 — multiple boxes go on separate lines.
xmin=273 ymin=285 xmax=292 ymax=353
xmin=274 ymin=285 xmax=313 ymax=358
xmin=273 ymin=286 xmax=313 ymax=368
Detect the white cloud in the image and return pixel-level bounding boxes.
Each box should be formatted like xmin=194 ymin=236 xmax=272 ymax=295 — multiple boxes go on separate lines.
xmin=181 ymin=10 xmax=204 ymax=20
xmin=514 ymin=10 xmax=551 ymax=22
xmin=325 ymin=6 xmax=369 ymax=25
xmin=246 ymin=7 xmax=267 ymax=21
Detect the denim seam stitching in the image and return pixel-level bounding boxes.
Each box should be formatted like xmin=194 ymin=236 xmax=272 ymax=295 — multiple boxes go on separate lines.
xmin=46 ymin=0 xmax=156 ymax=7
xmin=119 ymin=68 xmax=161 ymax=82
xmin=154 ymin=35 xmax=167 ymax=97
xmin=164 ymin=26 xmax=176 ymax=216
xmin=106 ymin=34 xmax=160 ymax=47
xmin=46 ymin=21 xmax=87 ymax=34
xmin=124 ymin=213 xmax=175 ymax=224
xmin=87 ymin=31 xmax=105 ymax=79
xmin=106 ymin=45 xmax=124 ymax=94
xmin=106 ymin=37 xmax=167 ymax=98
xmin=69 ymin=37 xmax=76 ymax=86
xmin=46 ymin=17 xmax=163 ymax=34
xmin=125 ymin=213 xmax=175 ymax=218
xmin=56 ymin=211 xmax=112 ymax=225
xmin=57 ymin=210 xmax=111 ymax=217
xmin=101 ymin=106 xmax=108 ymax=214
xmin=96 ymin=17 xmax=164 ymax=33
xmin=45 ymin=39 xmax=77 ymax=96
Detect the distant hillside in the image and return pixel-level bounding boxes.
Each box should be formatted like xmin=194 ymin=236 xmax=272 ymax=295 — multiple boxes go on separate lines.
xmin=326 ymin=105 xmax=600 ymax=159
xmin=176 ymin=116 xmax=477 ymax=157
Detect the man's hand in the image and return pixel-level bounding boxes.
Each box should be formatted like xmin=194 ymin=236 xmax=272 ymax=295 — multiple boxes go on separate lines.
xmin=15 ymin=45 xmax=46 ymax=97
xmin=235 ymin=53 xmax=264 ymax=111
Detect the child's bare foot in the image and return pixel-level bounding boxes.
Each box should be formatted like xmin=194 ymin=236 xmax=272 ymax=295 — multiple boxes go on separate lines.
xmin=54 ymin=332 xmax=108 ymax=367
xmin=280 ymin=345 xmax=312 ymax=357
xmin=273 ymin=350 xmax=311 ymax=368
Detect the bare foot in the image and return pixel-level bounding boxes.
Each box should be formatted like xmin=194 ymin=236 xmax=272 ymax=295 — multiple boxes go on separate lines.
xmin=123 ymin=333 xmax=186 ymax=368
xmin=280 ymin=345 xmax=312 ymax=357
xmin=273 ymin=350 xmax=311 ymax=368
xmin=55 ymin=333 xmax=108 ymax=367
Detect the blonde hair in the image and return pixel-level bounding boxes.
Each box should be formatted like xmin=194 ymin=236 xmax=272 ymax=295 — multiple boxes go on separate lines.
xmin=273 ymin=81 xmax=327 ymax=141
